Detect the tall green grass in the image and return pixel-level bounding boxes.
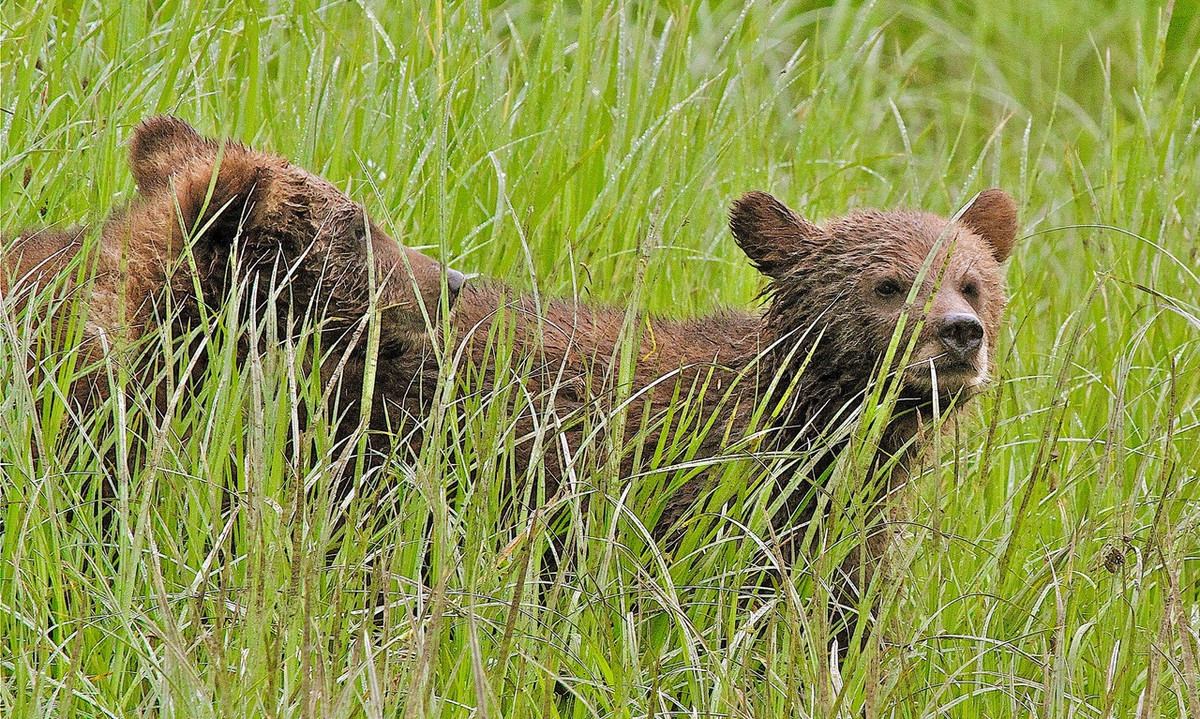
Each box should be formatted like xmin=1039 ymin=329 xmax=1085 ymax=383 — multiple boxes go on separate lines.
xmin=3 ymin=0 xmax=1200 ymax=716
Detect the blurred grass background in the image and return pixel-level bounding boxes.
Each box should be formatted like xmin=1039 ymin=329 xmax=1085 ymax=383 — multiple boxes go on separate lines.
xmin=2 ymin=0 xmax=1199 ymax=716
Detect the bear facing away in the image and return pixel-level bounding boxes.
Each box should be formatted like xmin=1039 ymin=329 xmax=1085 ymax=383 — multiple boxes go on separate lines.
xmin=2 ymin=117 xmax=462 ymax=447
xmin=375 ymin=187 xmax=1017 ymax=643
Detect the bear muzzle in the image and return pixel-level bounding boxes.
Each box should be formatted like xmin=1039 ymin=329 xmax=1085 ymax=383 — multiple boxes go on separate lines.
xmin=901 ymin=311 xmax=990 ymax=394
xmin=936 ymin=312 xmax=984 ymax=362
xmin=446 ymin=268 xmax=466 ymax=295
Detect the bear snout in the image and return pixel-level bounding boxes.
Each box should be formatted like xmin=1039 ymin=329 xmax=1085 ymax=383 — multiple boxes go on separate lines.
xmin=937 ymin=313 xmax=985 ymax=361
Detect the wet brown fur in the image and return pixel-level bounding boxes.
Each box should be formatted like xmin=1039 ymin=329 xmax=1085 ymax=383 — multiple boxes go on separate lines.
xmin=379 ymin=190 xmax=1015 ymax=514
xmin=2 ymin=116 xmax=453 ymax=427
xmin=372 ymin=189 xmax=1017 ymax=645
xmin=4 ymin=123 xmax=1016 ymax=646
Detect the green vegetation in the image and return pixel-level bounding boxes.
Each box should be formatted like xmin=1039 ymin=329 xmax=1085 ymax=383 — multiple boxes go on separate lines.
xmin=3 ymin=0 xmax=1199 ymax=715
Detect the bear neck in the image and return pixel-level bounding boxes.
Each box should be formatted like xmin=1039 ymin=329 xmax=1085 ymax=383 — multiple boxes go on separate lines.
xmin=755 ymin=315 xmax=965 ymax=485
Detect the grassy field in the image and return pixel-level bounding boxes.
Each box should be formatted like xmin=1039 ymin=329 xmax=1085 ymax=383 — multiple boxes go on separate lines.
xmin=3 ymin=0 xmax=1200 ymax=716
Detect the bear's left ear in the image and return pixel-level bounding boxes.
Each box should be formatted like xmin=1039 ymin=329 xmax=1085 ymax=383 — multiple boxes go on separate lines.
xmin=129 ymin=116 xmax=224 ymax=194
xmin=958 ymin=189 xmax=1017 ymax=263
xmin=730 ymin=191 xmax=822 ymax=279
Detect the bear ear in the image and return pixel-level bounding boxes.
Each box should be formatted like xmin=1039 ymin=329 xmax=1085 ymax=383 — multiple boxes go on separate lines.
xmin=729 ymin=191 xmax=821 ymax=279
xmin=958 ymin=189 xmax=1017 ymax=263
xmin=129 ymin=116 xmax=220 ymax=194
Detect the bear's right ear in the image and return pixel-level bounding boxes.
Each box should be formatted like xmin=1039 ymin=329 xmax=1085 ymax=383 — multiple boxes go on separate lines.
xmin=730 ymin=191 xmax=821 ymax=279
xmin=129 ymin=116 xmax=220 ymax=194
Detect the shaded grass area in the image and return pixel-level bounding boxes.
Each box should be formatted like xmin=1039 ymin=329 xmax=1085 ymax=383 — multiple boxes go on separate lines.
xmin=3 ymin=0 xmax=1200 ymax=715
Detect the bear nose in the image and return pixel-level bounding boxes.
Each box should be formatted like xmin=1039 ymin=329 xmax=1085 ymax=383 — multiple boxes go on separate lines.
xmin=445 ymin=269 xmax=466 ymax=294
xmin=937 ymin=313 xmax=984 ymax=360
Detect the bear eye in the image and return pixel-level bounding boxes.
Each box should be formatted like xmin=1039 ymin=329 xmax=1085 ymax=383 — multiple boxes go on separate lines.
xmin=351 ymin=207 xmax=370 ymax=241
xmin=962 ymin=281 xmax=980 ymax=300
xmin=353 ymin=219 xmax=370 ymax=242
xmin=874 ymin=278 xmax=904 ymax=298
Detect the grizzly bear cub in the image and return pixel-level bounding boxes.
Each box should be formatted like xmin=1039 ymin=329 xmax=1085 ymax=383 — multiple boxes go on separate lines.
xmin=376 ymin=187 xmax=1016 ymax=641
xmin=386 ymin=189 xmax=1014 ymax=497
xmin=2 ymin=116 xmax=461 ymax=426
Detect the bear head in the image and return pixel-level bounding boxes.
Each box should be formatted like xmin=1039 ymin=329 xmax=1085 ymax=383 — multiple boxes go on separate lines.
xmin=125 ymin=115 xmax=463 ymax=348
xmin=731 ymin=189 xmax=1017 ymax=406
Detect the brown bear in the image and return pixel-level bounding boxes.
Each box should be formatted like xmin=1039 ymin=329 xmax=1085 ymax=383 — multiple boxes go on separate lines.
xmin=373 ymin=187 xmax=1016 ymax=646
xmin=2 ymin=116 xmax=462 ymax=445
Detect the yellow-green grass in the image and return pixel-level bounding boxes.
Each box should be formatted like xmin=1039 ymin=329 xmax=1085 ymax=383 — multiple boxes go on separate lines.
xmin=2 ymin=1 xmax=1199 ymax=716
